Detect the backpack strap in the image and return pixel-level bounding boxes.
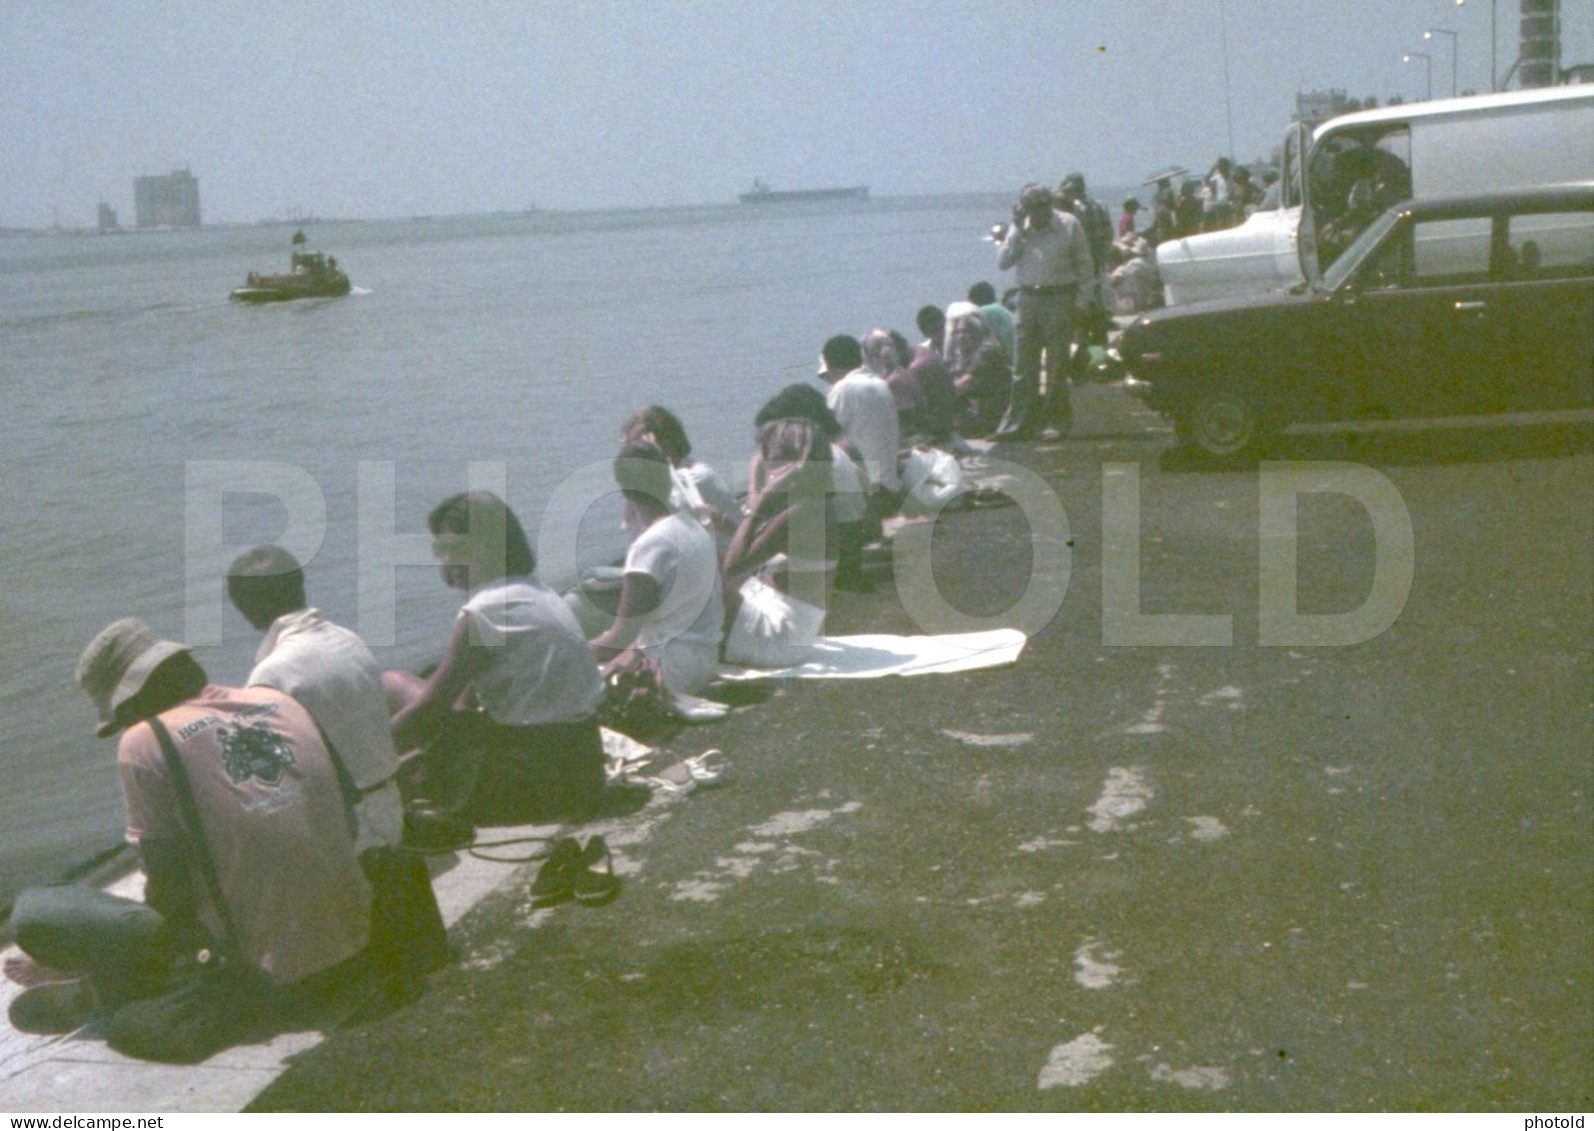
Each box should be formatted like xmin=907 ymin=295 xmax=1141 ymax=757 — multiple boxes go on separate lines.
xmin=146 ymin=716 xmax=242 ymax=958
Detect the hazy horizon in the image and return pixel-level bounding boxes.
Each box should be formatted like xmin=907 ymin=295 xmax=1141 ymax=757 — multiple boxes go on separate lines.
xmin=4 ymin=0 xmax=1592 ymax=229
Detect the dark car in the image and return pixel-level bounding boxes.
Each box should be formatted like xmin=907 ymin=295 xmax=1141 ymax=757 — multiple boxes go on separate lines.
xmin=1119 ymin=185 xmax=1594 ymax=458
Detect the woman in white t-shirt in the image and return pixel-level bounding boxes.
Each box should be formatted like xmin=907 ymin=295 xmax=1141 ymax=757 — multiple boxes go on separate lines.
xmin=386 ymin=491 xmax=605 ymax=824
xmin=591 ymin=440 xmax=724 ymax=697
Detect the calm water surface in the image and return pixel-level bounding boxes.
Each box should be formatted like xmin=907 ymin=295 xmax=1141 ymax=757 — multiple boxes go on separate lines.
xmin=0 ymin=192 xmax=1061 ymax=907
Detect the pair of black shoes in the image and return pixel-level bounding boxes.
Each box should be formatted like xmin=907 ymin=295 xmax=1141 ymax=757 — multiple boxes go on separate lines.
xmin=530 ymin=835 xmax=620 ymax=908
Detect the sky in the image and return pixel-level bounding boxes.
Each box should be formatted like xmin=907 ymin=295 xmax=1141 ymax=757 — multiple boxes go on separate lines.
xmin=3 ymin=0 xmax=1592 ymax=228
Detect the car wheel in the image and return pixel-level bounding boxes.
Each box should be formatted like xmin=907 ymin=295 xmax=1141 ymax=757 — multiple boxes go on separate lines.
xmin=1185 ymin=389 xmax=1266 ymax=458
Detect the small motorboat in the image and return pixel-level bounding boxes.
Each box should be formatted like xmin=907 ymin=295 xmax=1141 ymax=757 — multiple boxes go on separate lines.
xmin=230 ymin=230 xmax=351 ymax=303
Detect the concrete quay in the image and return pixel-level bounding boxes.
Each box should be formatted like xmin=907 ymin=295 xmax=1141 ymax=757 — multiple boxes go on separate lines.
xmin=7 ymin=384 xmax=1589 ymax=1111
xmin=255 ymin=386 xmax=1593 ymax=1111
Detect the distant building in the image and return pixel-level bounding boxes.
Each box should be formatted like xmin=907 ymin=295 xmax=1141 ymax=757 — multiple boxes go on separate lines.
xmin=97 ymin=202 xmax=121 ymax=234
xmin=1294 ymin=89 xmax=1357 ymax=129
xmin=133 ymin=169 xmax=201 ymax=228
xmin=1518 ymin=0 xmax=1560 ymax=89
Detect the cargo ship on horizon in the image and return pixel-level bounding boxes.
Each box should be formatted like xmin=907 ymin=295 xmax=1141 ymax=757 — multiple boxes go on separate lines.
xmin=738 ymin=179 xmax=870 ymax=204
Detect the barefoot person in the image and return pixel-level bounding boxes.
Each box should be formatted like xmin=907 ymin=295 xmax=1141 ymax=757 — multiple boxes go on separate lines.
xmin=9 ymin=619 xmax=371 ymax=1060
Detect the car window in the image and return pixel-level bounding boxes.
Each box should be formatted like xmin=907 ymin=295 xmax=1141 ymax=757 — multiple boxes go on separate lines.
xmin=1411 ymin=217 xmax=1493 ymax=287
xmin=1504 ymin=210 xmax=1594 ymax=280
xmin=1325 ymin=209 xmax=1403 ymax=290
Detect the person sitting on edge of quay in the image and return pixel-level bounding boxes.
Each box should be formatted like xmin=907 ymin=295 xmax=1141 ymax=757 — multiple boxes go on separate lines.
xmin=386 ymin=491 xmax=605 ymax=837
xmin=831 ymin=331 xmax=904 ymax=500
xmin=723 ymin=388 xmax=840 ymax=667
xmin=227 ymin=544 xmax=404 ymax=857
xmin=818 ymin=332 xmax=900 ymax=588
xmin=753 ymin=383 xmax=869 ymax=594
xmin=966 ymin=280 xmax=1015 ymax=361
xmin=621 ymin=404 xmax=741 ymax=553
xmin=886 ymin=328 xmax=958 ymax=449
xmin=916 ymin=304 xmax=948 ymax=355
xmin=227 ymin=544 xmax=446 ymax=989
xmin=943 ymin=301 xmax=1012 ymax=441
xmin=820 ymin=332 xmax=899 ymax=492
xmin=9 ymin=618 xmax=373 ymax=1062
xmin=590 ymin=438 xmax=725 ymax=701
xmin=994 ymin=183 xmax=1092 ymax=441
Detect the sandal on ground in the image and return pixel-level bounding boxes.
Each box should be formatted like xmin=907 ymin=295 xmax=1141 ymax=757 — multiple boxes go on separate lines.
xmin=646 ymin=770 xmax=697 ymax=797
xmin=683 ymin=749 xmax=733 ymax=788
xmin=571 ymin=836 xmax=621 ymax=908
xmin=529 ymin=837 xmax=583 ymax=907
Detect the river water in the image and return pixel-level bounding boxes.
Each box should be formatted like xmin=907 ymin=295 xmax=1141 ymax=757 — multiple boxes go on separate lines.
xmin=3 ymin=189 xmax=1140 ymax=908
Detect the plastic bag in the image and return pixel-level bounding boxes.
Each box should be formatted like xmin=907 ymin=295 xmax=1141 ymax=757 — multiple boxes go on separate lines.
xmin=899 ymin=446 xmax=967 ymax=516
xmin=723 ymin=576 xmax=825 ymax=668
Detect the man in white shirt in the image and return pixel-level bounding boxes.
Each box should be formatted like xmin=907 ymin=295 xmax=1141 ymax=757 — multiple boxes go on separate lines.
xmin=818 ymin=332 xmax=901 ymax=590
xmin=995 ymin=183 xmax=1093 ymax=441
xmin=821 ymin=333 xmax=901 ymax=495
xmin=227 ymin=545 xmax=404 ymax=855
xmin=228 ymin=546 xmax=447 ymax=988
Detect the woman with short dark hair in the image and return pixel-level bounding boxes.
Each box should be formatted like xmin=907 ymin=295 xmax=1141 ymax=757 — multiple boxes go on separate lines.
xmin=386 ymin=491 xmax=604 ymax=827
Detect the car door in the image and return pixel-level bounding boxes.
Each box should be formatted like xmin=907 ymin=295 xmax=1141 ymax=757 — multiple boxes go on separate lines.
xmin=1337 ymin=212 xmax=1503 ymax=419
xmin=1487 ymin=206 xmax=1594 ymax=411
xmin=1284 ymin=122 xmax=1316 ymax=288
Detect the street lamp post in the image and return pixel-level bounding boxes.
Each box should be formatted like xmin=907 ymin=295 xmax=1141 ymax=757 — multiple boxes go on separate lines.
xmin=1403 ymin=51 xmax=1434 ymax=100
xmin=1425 ymin=28 xmax=1459 ymax=97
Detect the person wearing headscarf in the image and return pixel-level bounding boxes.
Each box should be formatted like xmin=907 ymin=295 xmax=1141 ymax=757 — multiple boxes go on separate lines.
xmin=943 ymin=301 xmax=1011 ymax=439
xmin=620 ymin=405 xmax=741 ymax=552
xmin=722 ymin=389 xmax=841 ymax=665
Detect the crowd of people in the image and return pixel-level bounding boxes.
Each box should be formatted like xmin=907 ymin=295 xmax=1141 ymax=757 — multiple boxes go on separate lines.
xmin=1134 ymin=156 xmax=1274 ymax=246
xmin=5 ymin=167 xmax=1256 ymax=1063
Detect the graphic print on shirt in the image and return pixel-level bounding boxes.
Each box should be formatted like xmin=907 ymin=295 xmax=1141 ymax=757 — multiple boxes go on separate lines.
xmin=215 ymin=720 xmax=297 ymax=786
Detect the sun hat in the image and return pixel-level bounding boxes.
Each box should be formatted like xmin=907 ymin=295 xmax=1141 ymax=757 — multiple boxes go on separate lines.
xmin=75 ymin=617 xmax=189 ymax=737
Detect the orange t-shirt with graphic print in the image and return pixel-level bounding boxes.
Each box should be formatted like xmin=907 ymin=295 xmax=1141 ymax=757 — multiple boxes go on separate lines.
xmin=117 ymin=685 xmax=370 ymax=986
